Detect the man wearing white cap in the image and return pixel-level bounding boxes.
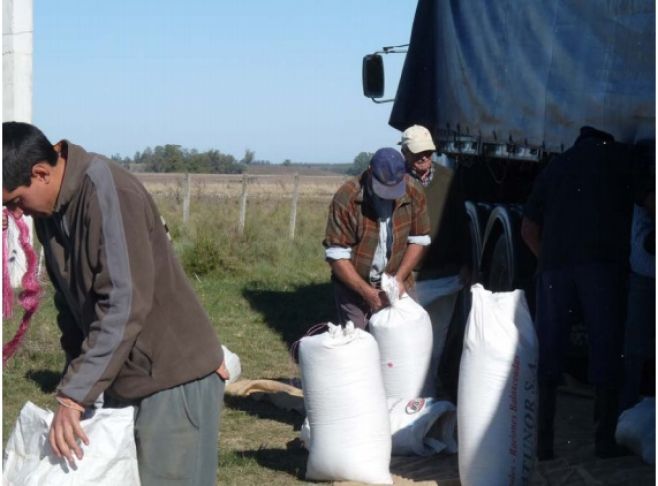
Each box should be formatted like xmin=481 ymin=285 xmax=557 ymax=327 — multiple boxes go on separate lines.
xmin=399 ymin=125 xmax=471 ymax=399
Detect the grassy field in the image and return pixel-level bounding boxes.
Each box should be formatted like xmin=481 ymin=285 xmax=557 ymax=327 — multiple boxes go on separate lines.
xmin=3 ymin=191 xmax=340 ymax=484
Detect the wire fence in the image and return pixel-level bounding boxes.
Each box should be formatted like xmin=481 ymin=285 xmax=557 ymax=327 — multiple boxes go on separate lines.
xmin=136 ymin=172 xmax=348 ymax=239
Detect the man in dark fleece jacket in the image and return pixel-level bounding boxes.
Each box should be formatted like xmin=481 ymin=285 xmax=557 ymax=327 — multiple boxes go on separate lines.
xmin=2 ymin=122 xmax=228 ymax=485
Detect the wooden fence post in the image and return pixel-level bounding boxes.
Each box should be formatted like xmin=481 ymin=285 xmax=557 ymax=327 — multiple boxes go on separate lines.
xmin=238 ymin=174 xmax=248 ymax=235
xmin=182 ymin=173 xmax=191 ymax=225
xmin=289 ymin=173 xmax=300 ymax=240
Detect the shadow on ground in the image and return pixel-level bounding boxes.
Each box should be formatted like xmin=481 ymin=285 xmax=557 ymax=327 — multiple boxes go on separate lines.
xmin=242 ymin=282 xmax=335 ymax=349
xmin=26 ymin=370 xmax=60 ymax=394
xmin=235 ymin=443 xmax=308 ymax=481
xmin=224 ymin=392 xmax=304 ymax=429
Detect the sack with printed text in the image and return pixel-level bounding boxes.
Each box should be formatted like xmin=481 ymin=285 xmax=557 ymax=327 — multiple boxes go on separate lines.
xmin=457 ymin=284 xmax=538 ymax=486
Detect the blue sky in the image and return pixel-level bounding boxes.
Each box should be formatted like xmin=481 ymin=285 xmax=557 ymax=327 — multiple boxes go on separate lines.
xmin=33 ymin=1 xmax=418 ymax=164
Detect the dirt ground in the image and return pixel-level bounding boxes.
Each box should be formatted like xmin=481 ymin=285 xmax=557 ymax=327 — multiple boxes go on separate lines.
xmin=232 ymin=380 xmax=655 ymax=485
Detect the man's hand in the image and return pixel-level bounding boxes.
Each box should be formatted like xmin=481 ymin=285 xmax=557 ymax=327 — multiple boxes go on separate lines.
xmin=216 ymin=359 xmax=230 ymax=381
xmin=49 ymin=403 xmax=89 ymax=467
xmin=363 ymin=285 xmax=389 ymax=312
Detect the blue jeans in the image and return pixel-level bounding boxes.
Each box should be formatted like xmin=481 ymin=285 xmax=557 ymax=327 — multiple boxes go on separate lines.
xmin=535 ymin=262 xmax=625 ymax=386
xmin=620 ymin=272 xmax=655 ymax=410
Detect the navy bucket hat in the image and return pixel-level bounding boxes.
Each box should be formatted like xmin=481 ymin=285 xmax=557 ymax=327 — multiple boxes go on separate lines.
xmin=369 ymin=147 xmax=406 ymax=200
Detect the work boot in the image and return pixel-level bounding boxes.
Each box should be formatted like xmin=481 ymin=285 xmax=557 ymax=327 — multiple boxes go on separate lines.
xmin=594 ymin=386 xmax=631 ymax=459
xmin=537 ymin=381 xmax=557 ymax=460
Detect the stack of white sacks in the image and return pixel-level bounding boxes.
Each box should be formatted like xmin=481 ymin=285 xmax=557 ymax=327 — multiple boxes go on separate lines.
xmin=299 ymin=275 xmax=539 ymax=485
xmin=298 ymin=274 xmax=457 ymax=484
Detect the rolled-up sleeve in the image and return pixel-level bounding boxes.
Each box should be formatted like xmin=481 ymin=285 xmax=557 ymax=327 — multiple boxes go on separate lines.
xmin=408 ymin=234 xmax=431 ymax=246
xmin=325 ymin=245 xmax=352 ymax=260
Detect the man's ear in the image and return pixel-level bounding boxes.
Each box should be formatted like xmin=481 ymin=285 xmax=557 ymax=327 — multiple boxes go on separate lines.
xmin=31 ymin=162 xmax=53 ymax=183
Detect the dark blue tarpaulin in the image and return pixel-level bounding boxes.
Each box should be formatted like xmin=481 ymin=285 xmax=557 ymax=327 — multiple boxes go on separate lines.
xmin=390 ymin=0 xmax=655 ymax=149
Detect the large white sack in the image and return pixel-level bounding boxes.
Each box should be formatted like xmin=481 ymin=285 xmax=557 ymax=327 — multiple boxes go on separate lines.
xmin=388 ymin=397 xmax=458 ymax=457
xmin=369 ymin=274 xmax=433 ymax=401
xmin=299 ymin=322 xmax=392 ymax=485
xmin=616 ymin=397 xmax=655 ymax=464
xmin=222 ymin=344 xmax=242 ymax=384
xmin=3 ymin=401 xmax=140 ymax=486
xmin=457 ymin=284 xmax=538 ymax=486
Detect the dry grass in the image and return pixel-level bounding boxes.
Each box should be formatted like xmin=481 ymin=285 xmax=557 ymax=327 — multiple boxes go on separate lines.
xmin=136 ymin=173 xmax=347 ymax=199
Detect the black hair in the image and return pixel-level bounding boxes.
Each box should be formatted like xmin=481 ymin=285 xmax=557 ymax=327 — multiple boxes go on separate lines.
xmin=3 ymin=122 xmax=58 ymax=191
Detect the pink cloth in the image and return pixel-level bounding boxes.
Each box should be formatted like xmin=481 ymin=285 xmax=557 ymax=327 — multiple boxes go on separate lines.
xmin=2 ymin=211 xmax=41 ymax=366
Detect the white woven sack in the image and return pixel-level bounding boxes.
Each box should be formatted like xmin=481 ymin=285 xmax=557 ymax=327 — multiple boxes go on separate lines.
xmin=299 ymin=322 xmax=392 ymax=485
xmin=221 ymin=345 xmax=242 ymax=384
xmin=369 ymin=274 xmax=433 ymax=400
xmin=388 ymin=397 xmax=457 ymax=456
xmin=457 ymin=284 xmax=538 ymax=486
xmin=3 ymin=401 xmax=140 ymax=486
xmin=616 ymin=397 xmax=655 ymax=464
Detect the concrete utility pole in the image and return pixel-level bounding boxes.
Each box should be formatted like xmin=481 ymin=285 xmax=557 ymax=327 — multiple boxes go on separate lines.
xmin=3 ymin=0 xmax=34 ymax=287
xmin=3 ymin=0 xmax=33 ymax=123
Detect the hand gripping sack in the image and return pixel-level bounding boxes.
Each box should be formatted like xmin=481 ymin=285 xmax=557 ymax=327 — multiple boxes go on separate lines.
xmin=369 ymin=274 xmax=433 ymax=400
xmin=615 ymin=397 xmax=655 ymax=464
xmin=457 ymin=285 xmax=538 ymax=486
xmin=299 ymin=322 xmax=392 ymax=485
xmin=388 ymin=397 xmax=458 ymax=456
xmin=3 ymin=401 xmax=140 ymax=486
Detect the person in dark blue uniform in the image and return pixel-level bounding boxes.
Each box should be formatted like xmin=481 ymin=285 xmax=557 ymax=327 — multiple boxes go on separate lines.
xmin=521 ymin=126 xmax=643 ymax=459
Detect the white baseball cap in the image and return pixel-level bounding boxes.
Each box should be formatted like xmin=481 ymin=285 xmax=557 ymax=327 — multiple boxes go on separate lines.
xmin=399 ymin=125 xmax=436 ymax=154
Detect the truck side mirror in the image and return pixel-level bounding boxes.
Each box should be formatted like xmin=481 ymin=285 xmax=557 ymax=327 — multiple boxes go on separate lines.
xmin=362 ymin=54 xmax=384 ymax=98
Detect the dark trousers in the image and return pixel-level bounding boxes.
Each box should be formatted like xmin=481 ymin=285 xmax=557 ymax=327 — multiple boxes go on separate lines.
xmin=621 ymin=272 xmax=655 ymax=411
xmin=535 ymin=262 xmax=625 ymax=386
xmin=333 ymin=279 xmax=370 ymax=330
xmin=106 ymin=373 xmax=225 ymax=486
xmin=134 ymin=373 xmax=224 ymax=486
xmin=535 ymin=262 xmax=627 ymax=457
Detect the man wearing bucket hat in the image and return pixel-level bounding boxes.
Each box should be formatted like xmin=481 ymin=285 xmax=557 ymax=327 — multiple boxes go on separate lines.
xmin=323 ymin=147 xmax=431 ymax=329
xmin=399 ymin=125 xmax=471 ymax=399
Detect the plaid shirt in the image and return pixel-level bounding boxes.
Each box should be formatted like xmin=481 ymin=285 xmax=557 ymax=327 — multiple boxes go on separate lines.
xmin=323 ymin=171 xmax=430 ymax=288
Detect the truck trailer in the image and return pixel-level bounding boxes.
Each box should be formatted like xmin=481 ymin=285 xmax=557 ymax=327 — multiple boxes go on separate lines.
xmin=363 ymin=0 xmax=655 ymax=294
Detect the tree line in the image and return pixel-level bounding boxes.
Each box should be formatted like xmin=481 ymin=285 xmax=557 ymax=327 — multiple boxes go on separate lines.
xmin=110 ymin=145 xmax=258 ymax=174
xmin=110 ymin=145 xmax=374 ymax=175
